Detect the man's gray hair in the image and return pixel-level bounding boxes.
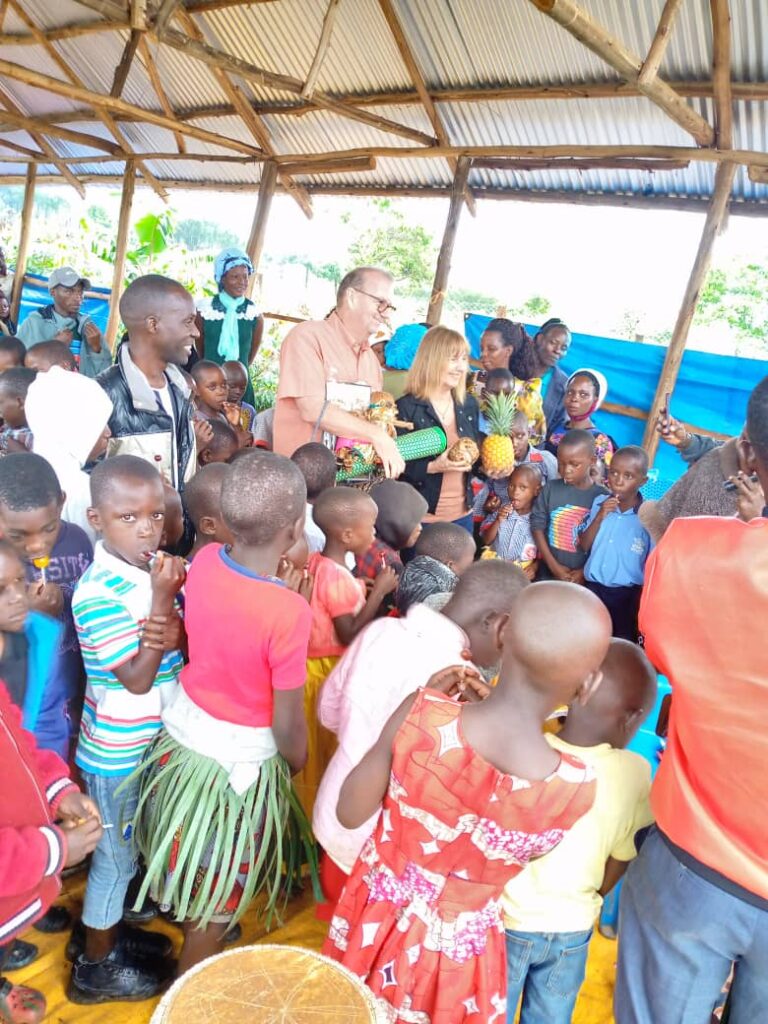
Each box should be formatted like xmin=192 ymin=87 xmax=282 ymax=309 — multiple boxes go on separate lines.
xmin=336 ymin=266 xmax=393 ymax=305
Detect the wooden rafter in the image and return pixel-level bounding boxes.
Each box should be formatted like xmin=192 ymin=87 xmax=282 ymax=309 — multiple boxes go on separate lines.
xmin=137 ymin=35 xmax=186 ymax=153
xmin=472 ymin=156 xmax=690 ymax=172
xmin=0 ymin=108 xmax=122 ymax=154
xmin=155 ymin=0 xmax=180 ymax=32
xmin=184 ymin=0 xmax=277 ymax=10
xmin=710 ymin=0 xmax=733 ymax=151
xmin=0 ymin=152 xmax=254 ymax=165
xmin=638 ymin=0 xmax=685 ymax=86
xmin=173 ymin=5 xmax=313 ymax=219
xmin=376 ymin=0 xmax=475 ymax=215
xmin=111 ymin=28 xmax=142 ymax=98
xmin=0 ymin=88 xmax=85 ymax=196
xmin=529 ymin=0 xmax=715 ymax=147
xmin=301 ymin=0 xmax=341 ymax=99
xmin=0 ymin=56 xmax=261 ymax=155
xmin=0 ymin=138 xmax=45 ymax=159
xmin=0 ymin=19 xmax=128 ymax=43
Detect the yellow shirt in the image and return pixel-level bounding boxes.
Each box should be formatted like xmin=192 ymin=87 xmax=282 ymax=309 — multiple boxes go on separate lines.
xmin=501 ymin=734 xmax=653 ymax=934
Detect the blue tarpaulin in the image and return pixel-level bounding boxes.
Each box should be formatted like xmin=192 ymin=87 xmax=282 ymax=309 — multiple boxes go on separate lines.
xmin=18 ymin=274 xmax=111 ymax=334
xmin=464 ymin=313 xmax=767 ymax=484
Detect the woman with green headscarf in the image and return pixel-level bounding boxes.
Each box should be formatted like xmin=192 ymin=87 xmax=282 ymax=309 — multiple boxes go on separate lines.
xmin=195 ymin=247 xmax=264 ymax=406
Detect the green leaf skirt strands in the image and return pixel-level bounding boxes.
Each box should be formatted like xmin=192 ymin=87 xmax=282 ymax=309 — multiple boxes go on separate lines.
xmin=127 ymin=732 xmax=321 ymax=930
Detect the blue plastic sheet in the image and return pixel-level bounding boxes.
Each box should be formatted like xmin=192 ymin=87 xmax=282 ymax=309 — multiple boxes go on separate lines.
xmin=18 ymin=273 xmax=111 ymax=335
xmin=464 ymin=313 xmax=768 ymax=483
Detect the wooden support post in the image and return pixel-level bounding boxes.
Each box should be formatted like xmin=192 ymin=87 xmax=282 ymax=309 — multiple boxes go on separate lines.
xmin=10 ymin=163 xmax=34 ymax=323
xmin=642 ymin=162 xmax=736 ymax=463
xmin=245 ymin=160 xmax=278 ymax=290
xmin=638 ymin=0 xmax=685 ymax=85
xmin=426 ymin=156 xmax=471 ymax=325
xmin=105 ymin=160 xmax=136 ymax=352
xmin=711 ymin=0 xmax=733 ymax=150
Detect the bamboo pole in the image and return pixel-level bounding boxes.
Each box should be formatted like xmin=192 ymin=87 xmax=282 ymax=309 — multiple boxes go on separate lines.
xmin=105 ymin=160 xmax=136 ymax=353
xmin=710 ymin=0 xmax=733 ymax=151
xmin=529 ymin=0 xmax=715 ymax=147
xmin=245 ymin=160 xmax=278 ymax=285
xmin=427 ymin=156 xmax=471 ymax=325
xmin=638 ymin=0 xmax=685 ymax=86
xmin=10 ymin=164 xmax=35 ymax=324
xmin=642 ymin=162 xmax=737 ymax=463
xmin=302 ymin=0 xmax=341 ymax=98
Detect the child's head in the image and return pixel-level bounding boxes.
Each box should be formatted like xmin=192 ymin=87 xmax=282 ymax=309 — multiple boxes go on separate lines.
xmin=183 ymin=462 xmax=233 ymax=549
xmin=483 ymin=368 xmax=514 ymax=401
xmin=564 ymin=369 xmax=606 ymax=424
xmin=312 ymin=486 xmax=377 ymax=557
xmin=511 ymin=410 xmax=532 ymax=461
xmin=23 ymin=339 xmax=77 ymax=374
xmin=88 ymin=455 xmax=166 ymax=568
xmin=507 ymin=464 xmax=542 ymax=514
xmin=191 ymin=360 xmax=228 ymax=414
xmin=414 ymin=522 xmax=476 ymax=575
xmin=0 ymin=453 xmax=64 ymax=563
xmin=0 ymin=336 xmax=26 ymax=373
xmin=221 ymin=360 xmax=249 ymax=404
xmin=0 ymin=539 xmax=29 ymax=634
xmin=199 ymin=418 xmax=239 ymax=466
xmin=442 ymin=560 xmax=529 ymax=668
xmin=291 ymin=442 xmax=337 ymax=502
xmin=0 ymin=290 xmax=10 ymax=321
xmin=368 ymin=479 xmax=428 ymax=550
xmin=161 ymin=483 xmax=184 ymax=552
xmin=0 ymin=367 xmax=35 ymax=429
xmin=557 ymin=429 xmax=596 ymax=487
xmin=562 ymin=638 xmax=658 ymax=750
xmin=220 ymin=449 xmax=306 ymax=554
xmin=395 ymin=555 xmax=460 ymax=615
xmin=499 ymin=580 xmax=611 ymax=710
xmin=606 ymin=445 xmax=649 ymax=501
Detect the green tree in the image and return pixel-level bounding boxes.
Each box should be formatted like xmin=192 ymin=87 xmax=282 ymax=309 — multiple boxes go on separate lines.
xmin=694 ymin=260 xmax=768 ymax=347
xmin=348 ymin=200 xmax=436 ymax=294
xmin=175 ymin=218 xmax=240 ymax=251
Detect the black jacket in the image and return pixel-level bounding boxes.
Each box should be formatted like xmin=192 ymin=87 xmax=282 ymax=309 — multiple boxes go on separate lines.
xmin=542 ymin=364 xmax=569 ymax=437
xmin=97 ymin=341 xmax=196 ymax=490
xmin=396 ymin=393 xmax=481 ymax=515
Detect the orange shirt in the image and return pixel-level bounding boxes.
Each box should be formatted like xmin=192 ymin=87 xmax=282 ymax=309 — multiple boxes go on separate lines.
xmin=306 ymin=552 xmax=367 ymax=658
xmin=273 ymin=312 xmax=383 ymax=457
xmin=640 ymin=516 xmax=768 ymax=900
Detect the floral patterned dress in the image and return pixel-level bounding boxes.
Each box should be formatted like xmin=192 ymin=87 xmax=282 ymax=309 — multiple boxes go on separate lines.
xmin=323 ymin=689 xmax=595 ymax=1023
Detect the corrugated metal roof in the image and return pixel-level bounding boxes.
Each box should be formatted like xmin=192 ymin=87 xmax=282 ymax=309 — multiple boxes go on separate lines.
xmin=0 ymin=0 xmax=765 ymax=209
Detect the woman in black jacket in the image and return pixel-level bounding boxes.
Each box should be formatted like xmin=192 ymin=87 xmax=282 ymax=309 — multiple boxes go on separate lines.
xmin=396 ymin=326 xmax=480 ymax=533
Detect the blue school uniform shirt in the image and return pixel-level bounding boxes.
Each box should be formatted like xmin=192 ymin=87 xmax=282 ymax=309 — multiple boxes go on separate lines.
xmin=581 ymin=494 xmax=653 ymax=587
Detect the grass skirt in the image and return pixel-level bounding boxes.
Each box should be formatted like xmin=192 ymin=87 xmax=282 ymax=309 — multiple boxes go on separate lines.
xmin=129 ymin=730 xmax=320 ymax=929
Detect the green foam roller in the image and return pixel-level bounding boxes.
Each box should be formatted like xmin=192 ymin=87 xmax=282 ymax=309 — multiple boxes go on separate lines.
xmin=336 ymin=426 xmax=447 ymax=482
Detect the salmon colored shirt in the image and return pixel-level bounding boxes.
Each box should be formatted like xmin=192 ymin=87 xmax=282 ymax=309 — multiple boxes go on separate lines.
xmin=640 ymin=516 xmax=768 ymax=900
xmin=427 ymin=421 xmax=467 ymax=523
xmin=306 ymin=552 xmax=366 ymax=659
xmin=273 ymin=312 xmax=383 ymax=457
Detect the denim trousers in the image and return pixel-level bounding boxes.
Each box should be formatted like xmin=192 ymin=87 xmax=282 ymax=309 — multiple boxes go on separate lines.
xmin=505 ymin=926 xmax=593 ymax=1024
xmin=615 ymin=827 xmax=768 ymax=1024
xmin=80 ymin=771 xmax=139 ymax=931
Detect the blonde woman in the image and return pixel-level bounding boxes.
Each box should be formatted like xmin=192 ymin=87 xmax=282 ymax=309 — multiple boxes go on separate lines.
xmin=396 ymin=326 xmax=480 ymax=532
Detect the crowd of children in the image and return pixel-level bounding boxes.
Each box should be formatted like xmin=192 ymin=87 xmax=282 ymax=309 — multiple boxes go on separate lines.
xmin=0 ymin=271 xmax=761 ymax=1024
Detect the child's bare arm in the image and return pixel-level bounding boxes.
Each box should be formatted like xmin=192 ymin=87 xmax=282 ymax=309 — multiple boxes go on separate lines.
xmin=480 ymin=516 xmax=500 ymax=544
xmin=272 ymin=688 xmax=307 ymax=775
xmin=579 ymin=497 xmax=619 ymax=552
xmin=532 ymin=528 xmax=569 ymax=581
xmin=598 ymin=855 xmax=631 ymax=897
xmin=333 ymin=568 xmax=398 ymax=646
xmin=337 ymin=692 xmax=417 ymax=829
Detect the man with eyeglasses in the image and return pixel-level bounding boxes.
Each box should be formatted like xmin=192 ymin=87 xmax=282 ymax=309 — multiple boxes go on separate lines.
xmin=274 ymin=266 xmax=405 ymax=478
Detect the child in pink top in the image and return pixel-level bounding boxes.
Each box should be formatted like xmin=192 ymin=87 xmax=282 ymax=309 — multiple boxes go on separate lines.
xmin=296 ymin=487 xmax=397 ymax=816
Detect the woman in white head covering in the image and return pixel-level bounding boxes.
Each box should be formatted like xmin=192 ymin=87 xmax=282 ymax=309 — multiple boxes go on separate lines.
xmin=545 ymin=367 xmax=617 ymax=472
xmin=25 ymin=366 xmax=113 ymax=541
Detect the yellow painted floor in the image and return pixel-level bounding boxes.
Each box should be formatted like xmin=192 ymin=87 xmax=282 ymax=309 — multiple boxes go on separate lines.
xmin=11 ymin=875 xmax=616 ymax=1022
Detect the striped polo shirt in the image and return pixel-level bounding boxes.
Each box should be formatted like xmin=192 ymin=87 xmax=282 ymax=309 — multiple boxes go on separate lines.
xmin=73 ymin=541 xmax=182 ymax=776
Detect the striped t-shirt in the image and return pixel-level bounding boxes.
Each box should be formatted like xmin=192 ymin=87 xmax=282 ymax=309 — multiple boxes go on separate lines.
xmin=73 ymin=541 xmax=182 ymax=776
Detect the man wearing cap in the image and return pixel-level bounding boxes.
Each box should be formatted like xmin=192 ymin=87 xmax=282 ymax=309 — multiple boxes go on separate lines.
xmin=17 ymin=266 xmax=112 ymax=378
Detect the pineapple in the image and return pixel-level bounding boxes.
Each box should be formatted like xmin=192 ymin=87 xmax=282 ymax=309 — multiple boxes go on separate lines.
xmin=481 ymin=392 xmax=517 ymax=476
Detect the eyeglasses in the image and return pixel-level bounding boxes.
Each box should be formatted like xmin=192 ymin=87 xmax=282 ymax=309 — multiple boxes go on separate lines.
xmin=353 ymin=287 xmax=396 ymax=314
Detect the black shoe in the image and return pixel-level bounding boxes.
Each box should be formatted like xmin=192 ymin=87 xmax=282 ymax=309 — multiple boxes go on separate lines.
xmin=66 ymin=921 xmax=173 ymax=964
xmin=33 ymin=905 xmax=72 ymax=934
xmin=123 ymin=871 xmax=157 ymax=925
xmin=223 ymin=923 xmax=241 ymax=946
xmin=3 ymin=940 xmax=38 ymax=971
xmin=67 ymin=949 xmax=165 ymax=1004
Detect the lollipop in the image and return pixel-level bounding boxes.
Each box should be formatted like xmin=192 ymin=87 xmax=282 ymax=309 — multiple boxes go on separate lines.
xmin=33 ymin=555 xmax=50 ymax=585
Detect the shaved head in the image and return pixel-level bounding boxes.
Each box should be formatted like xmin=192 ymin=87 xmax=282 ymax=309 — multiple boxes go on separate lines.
xmin=90 ymin=454 xmax=163 ymax=508
xmin=221 ymin=450 xmax=306 ymax=545
xmin=183 ymin=463 xmax=229 ymax=527
xmin=119 ymin=274 xmax=191 ymax=327
xmin=312 ymin=486 xmax=376 ymax=534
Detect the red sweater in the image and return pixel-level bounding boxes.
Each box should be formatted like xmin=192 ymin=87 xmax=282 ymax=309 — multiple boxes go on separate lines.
xmin=0 ymin=681 xmax=77 ymax=945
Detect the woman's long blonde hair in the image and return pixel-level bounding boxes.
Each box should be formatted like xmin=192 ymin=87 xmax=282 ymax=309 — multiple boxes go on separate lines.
xmin=405 ymin=326 xmax=469 ymax=404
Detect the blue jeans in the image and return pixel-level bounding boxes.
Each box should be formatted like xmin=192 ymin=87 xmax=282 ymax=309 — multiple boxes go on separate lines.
xmin=505 ymin=927 xmax=592 ymax=1024
xmin=81 ymin=772 xmax=139 ymax=931
xmin=615 ymin=827 xmax=768 ymax=1024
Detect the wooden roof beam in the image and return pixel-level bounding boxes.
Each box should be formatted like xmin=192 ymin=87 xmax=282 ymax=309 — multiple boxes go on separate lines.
xmin=711 ymin=0 xmax=733 ymax=151
xmin=0 ymin=108 xmax=122 ymax=153
xmin=301 ymin=0 xmax=341 ymax=99
xmin=529 ymin=0 xmax=715 ymax=147
xmin=137 ymin=35 xmax=185 ymax=153
xmin=111 ymin=28 xmax=142 ymax=98
xmin=0 ymin=152 xmax=256 ymax=165
xmin=638 ymin=0 xmax=685 ymax=86
xmin=473 ymin=156 xmax=690 ymax=171
xmin=0 ymin=88 xmax=85 ymax=197
xmin=376 ymin=0 xmax=475 ymax=214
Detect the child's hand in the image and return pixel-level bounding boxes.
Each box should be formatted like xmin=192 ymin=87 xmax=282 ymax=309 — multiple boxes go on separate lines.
xmin=298 ymin=571 xmax=314 ymax=603
xmin=484 ymin=493 xmax=502 ymax=513
xmin=551 ymin=564 xmax=571 ymax=582
xmin=566 ymin=568 xmax=585 ymax=585
xmin=498 ymin=503 xmax=514 ymax=520
xmin=730 ymin=471 xmax=766 ymax=522
xmin=53 ymin=329 xmax=74 ymax=345
xmin=372 ymin=566 xmax=398 ymax=596
xmin=141 ymin=610 xmax=185 ymax=651
xmin=56 ymin=791 xmax=101 ymax=827
xmin=222 ymin=402 xmax=241 ymax=428
xmin=277 ymin=557 xmax=304 ymax=593
xmin=193 ymin=418 xmax=214 ymax=450
xmin=62 ymin=816 xmax=103 ymax=866
xmin=522 ymin=561 xmax=538 ymax=582
xmin=600 ymin=496 xmax=620 ymax=517
xmin=426 ymin=664 xmax=491 ymax=702
xmin=28 ymin=580 xmax=64 ymax=617
xmin=150 ymin=552 xmax=186 ymax=606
